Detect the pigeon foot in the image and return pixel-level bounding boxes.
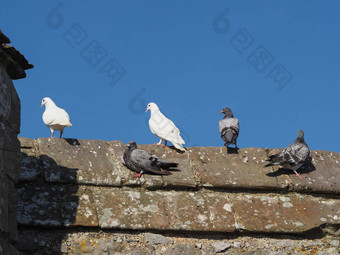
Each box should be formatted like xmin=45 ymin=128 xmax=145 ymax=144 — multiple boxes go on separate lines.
xmin=293 ymin=170 xmax=305 ymax=179
xmin=134 ymin=171 xmax=143 ymax=178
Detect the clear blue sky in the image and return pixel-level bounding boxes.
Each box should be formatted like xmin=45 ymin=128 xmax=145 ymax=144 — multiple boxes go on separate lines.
xmin=2 ymin=1 xmax=340 ymax=152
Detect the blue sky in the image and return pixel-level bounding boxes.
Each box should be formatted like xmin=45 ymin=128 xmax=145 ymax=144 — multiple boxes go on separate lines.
xmin=2 ymin=1 xmax=340 ymax=152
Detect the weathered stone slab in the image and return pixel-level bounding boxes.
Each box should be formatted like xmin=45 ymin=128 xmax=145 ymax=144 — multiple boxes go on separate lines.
xmin=140 ymin=145 xmax=197 ymax=188
xmin=289 ymin=150 xmax=340 ymax=194
xmin=167 ymin=191 xmax=235 ymax=232
xmin=37 ymin=138 xmax=122 ymax=186
xmin=94 ymin=188 xmax=235 ymax=232
xmin=69 ymin=234 xmax=149 ymax=255
xmin=231 ymin=193 xmax=340 ymax=233
xmin=19 ymin=152 xmax=41 ymax=181
xmin=19 ymin=138 xmax=41 ymax=181
xmin=190 ymin=147 xmax=289 ymax=190
xmin=164 ymin=244 xmax=199 ymax=255
xmin=94 ymin=188 xmax=170 ymax=230
xmin=18 ymin=137 xmax=34 ymax=149
xmin=17 ymin=184 xmax=62 ymax=226
xmin=59 ymin=185 xmax=98 ymax=227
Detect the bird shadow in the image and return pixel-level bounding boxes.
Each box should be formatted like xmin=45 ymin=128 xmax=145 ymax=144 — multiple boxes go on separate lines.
xmin=266 ymin=157 xmax=316 ymax=177
xmin=227 ymin=147 xmax=239 ymax=154
xmin=64 ymin=138 xmax=80 ymax=146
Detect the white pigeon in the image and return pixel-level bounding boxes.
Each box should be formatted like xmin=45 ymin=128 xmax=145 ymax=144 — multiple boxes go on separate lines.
xmin=146 ymin=102 xmax=185 ymax=151
xmin=41 ymin=97 xmax=72 ymax=138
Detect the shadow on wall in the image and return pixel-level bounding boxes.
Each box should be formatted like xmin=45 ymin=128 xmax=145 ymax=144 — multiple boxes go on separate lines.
xmin=14 ymin=139 xmax=80 ymax=254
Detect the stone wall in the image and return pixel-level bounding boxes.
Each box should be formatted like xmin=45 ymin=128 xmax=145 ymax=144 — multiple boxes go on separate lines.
xmin=0 ymin=30 xmax=32 ymax=255
xmin=16 ymin=138 xmax=340 ymax=254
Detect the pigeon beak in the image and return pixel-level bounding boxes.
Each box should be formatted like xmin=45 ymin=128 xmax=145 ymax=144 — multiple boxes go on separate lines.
xmin=146 ymin=108 xmax=149 ymax=112
xmin=41 ymin=103 xmax=43 ymax=107
xmin=220 ymin=110 xmax=223 ymax=114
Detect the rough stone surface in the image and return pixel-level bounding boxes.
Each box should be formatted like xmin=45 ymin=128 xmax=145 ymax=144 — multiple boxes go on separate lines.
xmin=94 ymin=189 xmax=235 ymax=232
xmin=59 ymin=185 xmax=98 ymax=227
xmin=16 ymin=230 xmax=340 ymax=255
xmin=0 ymin=49 xmax=29 ymax=255
xmin=144 ymin=233 xmax=173 ymax=245
xmin=14 ymin=137 xmax=340 ymax=254
xmin=290 ymin=150 xmax=340 ymax=194
xmin=38 ymin=138 xmax=123 ymax=186
xmin=232 ymin=193 xmax=340 ymax=233
xmin=163 ymin=244 xmax=199 ymax=255
xmin=190 ymin=147 xmax=290 ymax=190
xmin=212 ymin=241 xmax=231 ymax=253
xmin=17 ymin=184 xmax=62 ymax=227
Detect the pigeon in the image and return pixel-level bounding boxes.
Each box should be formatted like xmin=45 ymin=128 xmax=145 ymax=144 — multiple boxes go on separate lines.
xmin=146 ymin=102 xmax=186 ymax=151
xmin=265 ymin=129 xmax=310 ymax=179
xmin=122 ymin=141 xmax=178 ymax=178
xmin=219 ymin=107 xmax=239 ymax=149
xmin=41 ymin=97 xmax=72 ymax=138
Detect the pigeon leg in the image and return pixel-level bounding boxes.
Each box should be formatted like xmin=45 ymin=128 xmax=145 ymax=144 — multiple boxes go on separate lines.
xmin=235 ymin=142 xmax=239 ymax=150
xmin=164 ymin=140 xmax=167 ymax=146
xmin=134 ymin=171 xmax=143 ymax=178
xmin=60 ymin=130 xmax=63 ymax=138
xmin=156 ymin=139 xmax=163 ymax=145
xmin=293 ymin=170 xmax=305 ymax=179
xmin=50 ymin=130 xmax=55 ymax=139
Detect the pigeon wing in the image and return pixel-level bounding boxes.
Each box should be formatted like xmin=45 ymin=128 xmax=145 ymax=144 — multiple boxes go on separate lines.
xmin=49 ymin=107 xmax=72 ymax=126
xmin=219 ymin=118 xmax=239 ymax=133
xmin=131 ymin=149 xmax=170 ymax=175
xmin=149 ymin=117 xmax=185 ymax=144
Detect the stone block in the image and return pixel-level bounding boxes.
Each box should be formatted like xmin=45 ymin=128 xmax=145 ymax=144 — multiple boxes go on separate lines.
xmin=190 ymin=147 xmax=289 ymax=190
xmin=37 ymin=138 xmax=122 ymax=186
xmin=231 ymin=193 xmax=340 ymax=233
xmin=94 ymin=189 xmax=235 ymax=232
xmin=289 ymin=150 xmax=340 ymax=194
xmin=17 ymin=184 xmax=62 ymax=226
xmin=19 ymin=151 xmax=41 ymax=181
xmin=59 ymin=184 xmax=98 ymax=227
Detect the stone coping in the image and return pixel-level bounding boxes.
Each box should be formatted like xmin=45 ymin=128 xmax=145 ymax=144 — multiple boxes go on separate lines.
xmin=17 ymin=184 xmax=340 ymax=234
xmin=18 ymin=137 xmax=340 ymax=195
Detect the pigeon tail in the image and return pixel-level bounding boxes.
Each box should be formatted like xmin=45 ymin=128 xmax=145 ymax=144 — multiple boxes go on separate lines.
xmin=264 ymin=154 xmax=283 ymax=167
xmin=160 ymin=162 xmax=178 ymax=169
xmin=221 ymin=127 xmax=238 ymax=145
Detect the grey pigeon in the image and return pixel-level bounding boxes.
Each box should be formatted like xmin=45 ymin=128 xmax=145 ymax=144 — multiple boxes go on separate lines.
xmin=265 ymin=129 xmax=310 ymax=179
xmin=219 ymin=107 xmax=239 ymax=149
xmin=122 ymin=141 xmax=178 ymax=178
